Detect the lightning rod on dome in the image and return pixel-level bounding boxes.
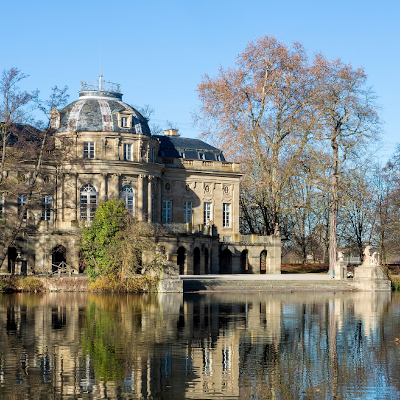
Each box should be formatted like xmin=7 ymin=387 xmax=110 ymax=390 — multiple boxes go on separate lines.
xmin=99 ymin=35 xmax=103 ymax=91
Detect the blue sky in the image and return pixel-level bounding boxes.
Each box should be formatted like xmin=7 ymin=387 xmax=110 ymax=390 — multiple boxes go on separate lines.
xmin=2 ymin=0 xmax=399 ymax=158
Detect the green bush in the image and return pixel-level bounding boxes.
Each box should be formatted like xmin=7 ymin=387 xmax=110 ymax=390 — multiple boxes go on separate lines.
xmin=79 ymin=199 xmax=164 ymax=290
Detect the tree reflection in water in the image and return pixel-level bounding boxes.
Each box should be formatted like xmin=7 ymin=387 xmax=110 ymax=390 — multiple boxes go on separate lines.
xmin=0 ymin=292 xmax=399 ymax=398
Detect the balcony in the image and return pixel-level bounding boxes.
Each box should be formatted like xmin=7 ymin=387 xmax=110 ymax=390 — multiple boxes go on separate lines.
xmin=160 ymin=158 xmax=240 ymax=173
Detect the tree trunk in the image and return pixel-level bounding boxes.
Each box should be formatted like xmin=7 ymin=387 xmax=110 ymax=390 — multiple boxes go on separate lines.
xmin=329 ymin=134 xmax=339 ymax=274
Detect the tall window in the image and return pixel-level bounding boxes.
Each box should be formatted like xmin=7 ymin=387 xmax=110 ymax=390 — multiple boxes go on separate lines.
xmin=223 ymin=203 xmax=231 ymax=228
xmin=83 ymin=142 xmax=95 ymax=159
xmin=184 ymin=201 xmax=192 ymax=223
xmin=203 ymin=202 xmax=212 ymax=225
xmin=123 ymin=143 xmax=132 ymax=161
xmin=42 ymin=195 xmax=52 ymax=221
xmin=80 ymin=184 xmax=97 ymax=222
xmin=121 ymin=185 xmax=134 ymax=215
xmin=18 ymin=194 xmax=27 ymax=221
xmin=163 ymin=200 xmax=172 ymax=223
xmin=150 ymin=147 xmax=155 ymax=163
xmin=0 ymin=193 xmax=4 ymax=220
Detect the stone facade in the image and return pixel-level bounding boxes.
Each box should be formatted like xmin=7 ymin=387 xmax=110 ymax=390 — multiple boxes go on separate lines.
xmin=2 ymin=80 xmax=281 ymax=275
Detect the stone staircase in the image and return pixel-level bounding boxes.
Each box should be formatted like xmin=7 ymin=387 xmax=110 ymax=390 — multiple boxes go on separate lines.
xmin=183 ymin=278 xmax=358 ymax=293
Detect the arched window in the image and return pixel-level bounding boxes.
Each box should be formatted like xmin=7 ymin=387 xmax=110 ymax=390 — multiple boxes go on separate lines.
xmin=80 ymin=184 xmax=97 ymax=221
xmin=121 ymin=185 xmax=134 ymax=215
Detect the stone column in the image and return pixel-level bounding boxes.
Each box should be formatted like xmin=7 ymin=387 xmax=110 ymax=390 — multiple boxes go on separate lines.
xmin=100 ymin=173 xmax=108 ymax=203
xmin=108 ymin=174 xmax=120 ymax=199
xmin=147 ymin=176 xmax=154 ymax=223
xmin=138 ymin=175 xmax=146 ymax=221
xmin=156 ymin=177 xmax=162 ymax=223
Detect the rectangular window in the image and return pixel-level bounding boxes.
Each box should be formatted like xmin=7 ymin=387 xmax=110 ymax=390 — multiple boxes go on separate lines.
xmin=83 ymin=142 xmax=95 ymax=159
xmin=183 ymin=201 xmax=192 ymax=223
xmin=223 ymin=203 xmax=231 ymax=228
xmin=180 ymin=152 xmax=185 ymax=158
xmin=124 ymin=143 xmax=132 ymax=161
xmin=42 ymin=195 xmax=52 ymax=221
xmin=199 ymin=152 xmax=205 ymax=160
xmin=162 ymin=200 xmax=172 ymax=223
xmin=150 ymin=147 xmax=155 ymax=163
xmin=203 ymin=202 xmax=212 ymax=225
xmin=121 ymin=117 xmax=128 ymax=127
xmin=18 ymin=194 xmax=27 ymax=221
xmin=216 ymin=154 xmax=221 ymax=161
xmin=0 ymin=193 xmax=4 ymax=220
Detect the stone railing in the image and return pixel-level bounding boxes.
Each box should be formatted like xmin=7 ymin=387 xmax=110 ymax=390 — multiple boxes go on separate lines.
xmin=222 ymin=234 xmax=275 ymax=244
xmin=160 ymin=158 xmax=240 ymax=172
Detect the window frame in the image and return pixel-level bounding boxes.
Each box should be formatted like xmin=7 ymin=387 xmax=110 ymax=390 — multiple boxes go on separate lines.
xmin=203 ymin=202 xmax=212 ymax=225
xmin=83 ymin=141 xmax=95 ymax=159
xmin=80 ymin=184 xmax=98 ymax=222
xmin=183 ymin=201 xmax=192 ymax=223
xmin=120 ymin=116 xmax=128 ymax=128
xmin=162 ymin=200 xmax=172 ymax=223
xmin=42 ymin=195 xmax=52 ymax=221
xmin=18 ymin=194 xmax=28 ymax=221
xmin=121 ymin=185 xmax=134 ymax=215
xmin=123 ymin=143 xmax=132 ymax=161
xmin=223 ymin=203 xmax=231 ymax=228
xmin=0 ymin=193 xmax=4 ymax=220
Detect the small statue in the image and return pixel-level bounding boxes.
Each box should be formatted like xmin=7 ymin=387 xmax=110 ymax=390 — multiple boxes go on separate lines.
xmin=363 ymin=245 xmax=372 ymax=265
xmin=337 ymin=251 xmax=344 ymax=262
xmin=371 ymin=251 xmax=378 ymax=265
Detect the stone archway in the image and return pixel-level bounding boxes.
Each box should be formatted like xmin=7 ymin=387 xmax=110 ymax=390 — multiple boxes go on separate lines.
xmin=241 ymin=250 xmax=249 ymax=274
xmin=204 ymin=248 xmax=209 ymax=274
xmin=177 ymin=246 xmax=186 ymax=275
xmin=260 ymin=250 xmax=267 ymax=274
xmin=7 ymin=247 xmax=17 ymax=274
xmin=52 ymin=245 xmax=67 ymax=273
xmin=220 ymin=249 xmax=232 ymax=274
xmin=193 ymin=247 xmax=201 ymax=275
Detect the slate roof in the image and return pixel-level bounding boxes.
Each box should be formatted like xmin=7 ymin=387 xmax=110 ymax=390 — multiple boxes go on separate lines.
xmin=154 ymin=135 xmax=225 ymax=161
xmin=56 ymin=90 xmax=151 ymax=136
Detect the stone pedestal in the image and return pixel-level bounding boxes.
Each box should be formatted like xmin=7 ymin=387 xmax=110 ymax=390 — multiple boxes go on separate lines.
xmin=158 ymin=260 xmax=183 ymax=293
xmin=334 ymin=261 xmax=347 ymax=280
xmin=352 ymin=264 xmax=391 ymax=291
xmin=157 ymin=276 xmax=183 ymax=293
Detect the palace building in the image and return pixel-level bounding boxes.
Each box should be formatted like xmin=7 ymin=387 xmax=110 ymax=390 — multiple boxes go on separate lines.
xmin=2 ymin=79 xmax=281 ymax=275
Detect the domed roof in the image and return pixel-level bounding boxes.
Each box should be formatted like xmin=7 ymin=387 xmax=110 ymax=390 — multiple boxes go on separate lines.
xmin=55 ymin=80 xmax=151 ymax=136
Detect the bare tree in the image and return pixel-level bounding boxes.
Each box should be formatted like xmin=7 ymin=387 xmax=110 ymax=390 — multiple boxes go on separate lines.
xmin=196 ymin=34 xmax=317 ymax=234
xmin=312 ymin=55 xmax=381 ymax=273
xmin=0 ymin=68 xmax=69 ymax=269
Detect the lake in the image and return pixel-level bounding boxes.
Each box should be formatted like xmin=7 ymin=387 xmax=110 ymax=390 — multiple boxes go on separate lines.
xmin=0 ymin=291 xmax=399 ymax=399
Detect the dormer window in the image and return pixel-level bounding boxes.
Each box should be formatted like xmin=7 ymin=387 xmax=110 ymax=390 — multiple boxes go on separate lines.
xmin=199 ymin=152 xmax=205 ymax=160
xmin=121 ymin=117 xmax=128 ymax=127
xmin=216 ymin=154 xmax=221 ymax=161
xmin=49 ymin=109 xmax=60 ymax=129
xmin=180 ymin=152 xmax=185 ymax=158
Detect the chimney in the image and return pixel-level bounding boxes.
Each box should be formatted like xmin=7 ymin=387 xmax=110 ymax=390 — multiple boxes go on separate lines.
xmin=163 ymin=129 xmax=179 ymax=136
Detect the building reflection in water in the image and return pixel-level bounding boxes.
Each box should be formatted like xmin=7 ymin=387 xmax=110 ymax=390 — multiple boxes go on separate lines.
xmin=0 ymin=291 xmax=398 ymax=398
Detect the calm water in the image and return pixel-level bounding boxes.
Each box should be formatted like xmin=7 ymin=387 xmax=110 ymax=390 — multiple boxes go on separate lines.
xmin=0 ymin=291 xmax=399 ymax=399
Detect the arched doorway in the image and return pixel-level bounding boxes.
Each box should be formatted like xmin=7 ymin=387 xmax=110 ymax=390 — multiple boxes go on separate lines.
xmin=241 ymin=250 xmax=249 ymax=274
xmin=260 ymin=250 xmax=267 ymax=274
xmin=177 ymin=246 xmax=186 ymax=275
xmin=193 ymin=247 xmax=201 ymax=275
xmin=7 ymin=247 xmax=17 ymax=274
xmin=204 ymin=248 xmax=209 ymax=274
xmin=52 ymin=245 xmax=67 ymax=273
xmin=220 ymin=249 xmax=232 ymax=274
